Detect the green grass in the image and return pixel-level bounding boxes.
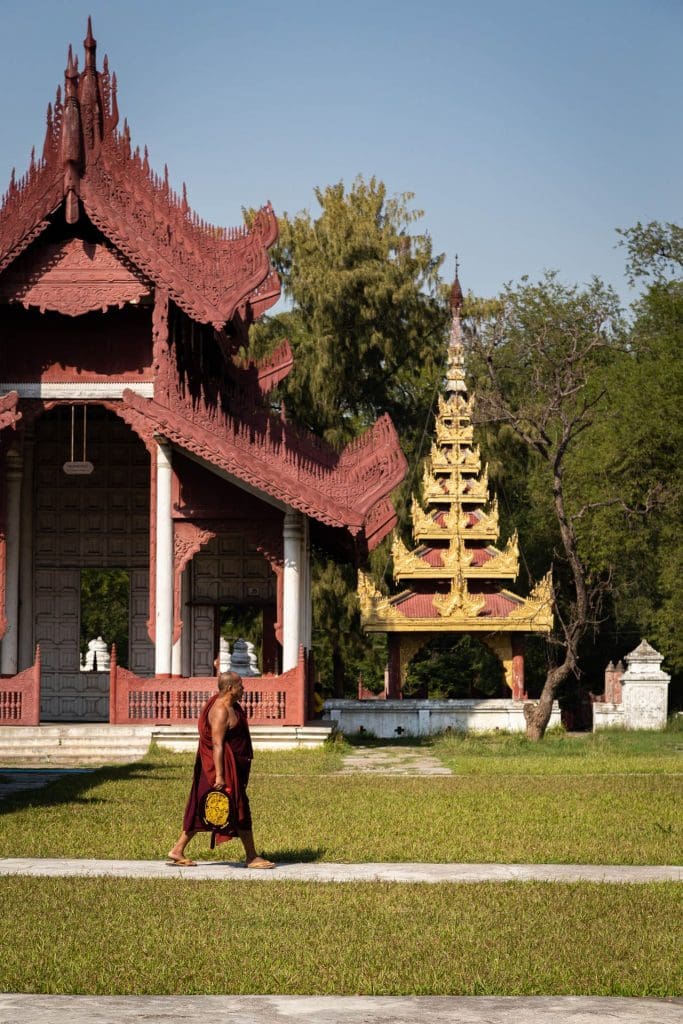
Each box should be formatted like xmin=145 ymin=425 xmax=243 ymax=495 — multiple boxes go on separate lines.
xmin=431 ymin=725 xmax=683 ymax=776
xmin=0 ymin=877 xmax=679 ymax=995
xmin=0 ymin=744 xmax=680 ymax=864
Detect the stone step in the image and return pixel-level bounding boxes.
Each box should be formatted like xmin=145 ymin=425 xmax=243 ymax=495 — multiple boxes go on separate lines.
xmin=153 ymin=724 xmax=334 ymax=753
xmin=0 ymin=723 xmax=334 ymax=764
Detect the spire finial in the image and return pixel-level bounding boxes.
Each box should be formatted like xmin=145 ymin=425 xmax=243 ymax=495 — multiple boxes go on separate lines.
xmin=449 ymin=256 xmax=464 ymax=314
xmin=84 ymin=17 xmax=97 ymax=68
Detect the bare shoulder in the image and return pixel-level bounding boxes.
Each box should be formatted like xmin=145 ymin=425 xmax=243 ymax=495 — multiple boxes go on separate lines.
xmin=209 ymin=699 xmax=228 ymax=728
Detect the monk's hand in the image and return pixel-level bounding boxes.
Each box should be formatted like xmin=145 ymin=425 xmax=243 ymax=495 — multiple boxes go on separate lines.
xmin=214 ymin=779 xmax=225 ymax=790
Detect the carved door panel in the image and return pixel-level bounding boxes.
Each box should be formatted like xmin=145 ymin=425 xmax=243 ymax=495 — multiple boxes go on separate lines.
xmin=129 ymin=569 xmax=154 ymax=677
xmin=191 ymin=605 xmax=215 ymax=678
xmin=35 ymin=568 xmax=108 ymax=722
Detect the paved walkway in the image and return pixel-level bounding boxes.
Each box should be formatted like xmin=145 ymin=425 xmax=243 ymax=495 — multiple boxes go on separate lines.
xmin=0 ymin=857 xmax=680 ymax=883
xmin=337 ymin=744 xmax=452 ymax=774
xmin=0 ymin=767 xmax=93 ymax=799
xmin=1 ymin=994 xmax=682 ymax=1024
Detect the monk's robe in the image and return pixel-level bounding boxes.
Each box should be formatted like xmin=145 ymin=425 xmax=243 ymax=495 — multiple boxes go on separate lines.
xmin=182 ymin=693 xmax=253 ymax=844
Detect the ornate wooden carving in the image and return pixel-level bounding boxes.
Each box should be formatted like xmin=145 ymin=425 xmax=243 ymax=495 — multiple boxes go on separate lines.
xmin=120 ymin=388 xmax=406 ymax=547
xmin=0 ymin=21 xmax=280 ymax=330
xmin=172 ymin=518 xmax=283 ymax=645
xmin=0 ymin=392 xmax=21 ymax=433
xmin=0 ymin=238 xmax=150 ymax=315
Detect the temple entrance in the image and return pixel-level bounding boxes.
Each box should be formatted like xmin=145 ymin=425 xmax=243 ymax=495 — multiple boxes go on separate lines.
xmin=402 ymin=635 xmax=506 ymax=699
xmin=32 ymin=406 xmax=153 ymax=720
xmin=189 ymin=535 xmax=278 ymax=677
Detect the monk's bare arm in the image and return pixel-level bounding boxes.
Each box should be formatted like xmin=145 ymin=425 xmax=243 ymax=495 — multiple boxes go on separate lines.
xmin=209 ymin=702 xmax=228 ymax=787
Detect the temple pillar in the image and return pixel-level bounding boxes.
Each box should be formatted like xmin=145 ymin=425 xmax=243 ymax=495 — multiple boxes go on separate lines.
xmin=18 ymin=428 xmax=34 ymax=670
xmin=172 ymin=567 xmax=191 ymax=677
xmin=154 ymin=438 xmax=174 ymax=675
xmin=300 ymin=515 xmax=312 ymax=652
xmin=512 ymin=634 xmax=526 ymax=700
xmin=386 ymin=634 xmax=402 ymax=698
xmin=282 ymin=511 xmax=303 ymax=671
xmin=1 ymin=446 xmax=22 ymax=674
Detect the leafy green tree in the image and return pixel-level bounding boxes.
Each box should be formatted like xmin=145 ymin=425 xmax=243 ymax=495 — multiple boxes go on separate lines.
xmin=465 ymin=273 xmax=625 ymax=738
xmin=569 ymin=224 xmax=683 ymax=693
xmin=251 ymin=178 xmax=450 ymax=694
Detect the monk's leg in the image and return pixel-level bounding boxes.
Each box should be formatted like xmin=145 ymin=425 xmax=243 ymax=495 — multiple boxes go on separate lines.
xmin=238 ymin=829 xmax=275 ymax=868
xmin=168 ymin=829 xmax=196 ymax=863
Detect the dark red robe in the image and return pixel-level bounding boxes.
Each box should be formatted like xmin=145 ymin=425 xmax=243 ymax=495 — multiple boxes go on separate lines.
xmin=182 ymin=694 xmax=253 ymax=844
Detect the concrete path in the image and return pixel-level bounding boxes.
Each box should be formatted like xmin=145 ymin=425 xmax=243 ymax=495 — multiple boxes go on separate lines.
xmin=338 ymin=744 xmax=452 ymax=775
xmin=0 ymin=857 xmax=680 ymax=883
xmin=0 ymin=767 xmax=93 ymax=799
xmin=1 ymin=994 xmax=682 ymax=1024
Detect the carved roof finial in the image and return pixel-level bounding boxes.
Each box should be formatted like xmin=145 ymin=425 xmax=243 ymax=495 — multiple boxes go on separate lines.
xmin=446 ymin=257 xmax=466 ymax=397
xmin=84 ymin=17 xmax=96 ymax=67
xmin=449 ymin=255 xmax=463 ymax=313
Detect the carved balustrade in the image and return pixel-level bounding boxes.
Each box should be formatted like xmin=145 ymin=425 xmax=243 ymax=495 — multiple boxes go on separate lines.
xmin=109 ymin=645 xmax=307 ymax=726
xmin=0 ymin=646 xmax=41 ymax=725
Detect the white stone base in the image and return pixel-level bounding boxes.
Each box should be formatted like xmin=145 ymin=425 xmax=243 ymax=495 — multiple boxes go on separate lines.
xmin=152 ymin=724 xmax=333 ymax=752
xmin=324 ymin=699 xmax=561 ymax=738
xmin=592 ymin=703 xmax=625 ymax=731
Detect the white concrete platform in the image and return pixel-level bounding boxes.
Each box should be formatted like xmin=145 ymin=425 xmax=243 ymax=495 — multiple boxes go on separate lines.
xmin=0 ymin=857 xmax=680 ymax=884
xmin=0 ymin=722 xmax=333 ymax=764
xmin=0 ymin=994 xmax=681 ymax=1024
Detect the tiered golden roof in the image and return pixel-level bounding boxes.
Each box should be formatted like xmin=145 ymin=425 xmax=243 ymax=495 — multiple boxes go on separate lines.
xmin=359 ymin=278 xmax=553 ymax=637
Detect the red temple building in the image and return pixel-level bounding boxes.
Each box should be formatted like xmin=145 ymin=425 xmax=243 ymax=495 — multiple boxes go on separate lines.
xmin=0 ymin=22 xmax=406 ymax=726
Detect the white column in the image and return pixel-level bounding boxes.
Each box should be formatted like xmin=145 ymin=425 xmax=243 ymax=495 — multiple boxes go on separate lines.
xmin=154 ymin=438 xmax=174 ymax=675
xmin=300 ymin=516 xmax=312 ymax=652
xmin=1 ymin=447 xmax=23 ymax=674
xmin=18 ymin=429 xmax=34 ymax=670
xmin=282 ymin=510 xmax=303 ymax=671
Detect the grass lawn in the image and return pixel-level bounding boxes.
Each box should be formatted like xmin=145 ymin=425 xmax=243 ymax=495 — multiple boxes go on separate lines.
xmin=0 ymin=729 xmax=681 ymax=997
xmin=0 ymin=733 xmax=680 ymax=865
xmin=0 ymin=877 xmax=680 ymax=996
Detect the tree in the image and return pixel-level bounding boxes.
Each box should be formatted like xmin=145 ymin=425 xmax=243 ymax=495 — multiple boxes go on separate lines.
xmin=572 ymin=224 xmax=683 ymax=690
xmin=250 ymin=178 xmax=450 ymax=694
xmin=465 ymin=273 xmax=625 ymax=739
xmin=250 ymin=176 xmax=449 ymax=458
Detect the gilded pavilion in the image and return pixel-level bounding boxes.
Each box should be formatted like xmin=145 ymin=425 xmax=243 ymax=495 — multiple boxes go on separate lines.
xmin=359 ymin=276 xmax=553 ymax=699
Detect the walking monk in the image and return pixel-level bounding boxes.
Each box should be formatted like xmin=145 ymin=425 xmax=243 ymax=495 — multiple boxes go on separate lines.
xmin=168 ymin=671 xmax=275 ymax=868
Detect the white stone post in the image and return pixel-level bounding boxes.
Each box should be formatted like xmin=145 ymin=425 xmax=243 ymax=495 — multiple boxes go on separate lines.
xmin=154 ymin=438 xmax=174 ymax=676
xmin=18 ymin=430 xmax=34 ymax=670
xmin=282 ymin=510 xmax=303 ymax=672
xmin=621 ymin=639 xmax=671 ymax=730
xmin=300 ymin=515 xmax=312 ymax=653
xmin=1 ymin=447 xmax=23 ymax=675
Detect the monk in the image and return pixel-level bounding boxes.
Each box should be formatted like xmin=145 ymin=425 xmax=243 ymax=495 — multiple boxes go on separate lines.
xmin=167 ymin=670 xmax=275 ymax=868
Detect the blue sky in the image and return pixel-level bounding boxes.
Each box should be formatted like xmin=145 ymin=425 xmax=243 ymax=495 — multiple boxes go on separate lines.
xmin=0 ymin=0 xmax=680 ymax=302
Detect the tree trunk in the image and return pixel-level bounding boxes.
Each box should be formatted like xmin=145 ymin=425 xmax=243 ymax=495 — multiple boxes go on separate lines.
xmin=524 ymin=662 xmax=572 ymax=740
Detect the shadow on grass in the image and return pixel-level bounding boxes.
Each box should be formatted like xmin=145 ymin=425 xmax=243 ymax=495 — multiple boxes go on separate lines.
xmin=0 ymin=758 xmax=162 ymax=816
xmin=263 ymin=846 xmax=326 ymax=863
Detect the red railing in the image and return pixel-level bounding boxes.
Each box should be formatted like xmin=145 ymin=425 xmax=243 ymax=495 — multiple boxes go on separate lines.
xmin=109 ymin=645 xmax=307 ymax=726
xmin=0 ymin=646 xmax=41 ymax=725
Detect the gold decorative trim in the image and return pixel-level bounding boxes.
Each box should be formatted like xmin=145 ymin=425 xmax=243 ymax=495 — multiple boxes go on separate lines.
xmin=433 ymin=573 xmax=486 ymax=619
xmin=505 ymin=571 xmax=554 ymax=630
xmin=399 ymin=634 xmax=431 ymax=684
xmin=481 ymin=633 xmax=514 ymax=690
xmin=483 ymin=532 xmax=519 ymax=577
xmin=391 ymin=534 xmax=428 ymax=578
xmin=358 ymin=570 xmax=405 ymax=623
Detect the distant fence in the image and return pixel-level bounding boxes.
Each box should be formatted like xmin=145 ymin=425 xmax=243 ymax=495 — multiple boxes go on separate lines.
xmin=109 ymin=646 xmax=308 ymax=726
xmin=0 ymin=647 xmax=41 ymax=725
